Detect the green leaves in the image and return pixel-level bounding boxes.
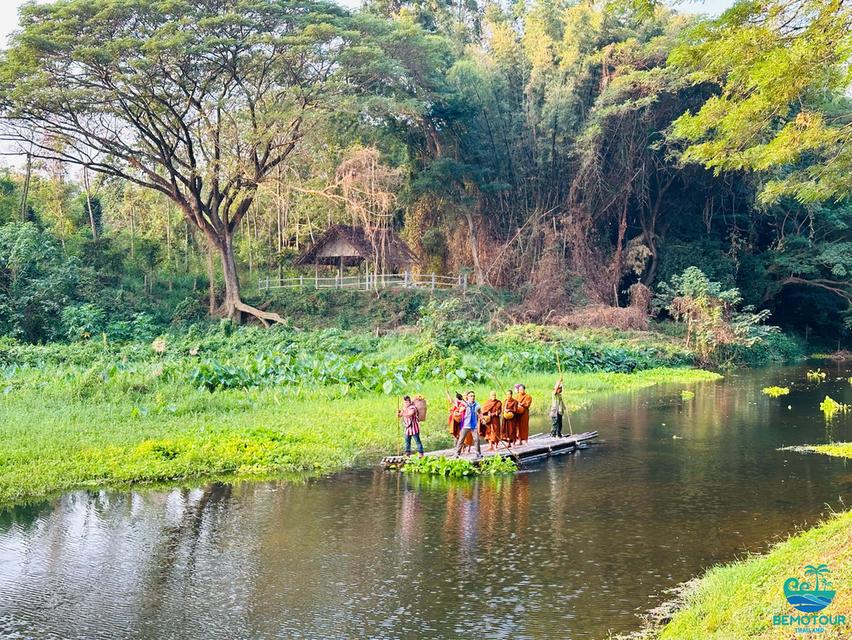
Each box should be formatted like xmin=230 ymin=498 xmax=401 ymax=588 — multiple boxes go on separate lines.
xmin=400 ymin=454 xmax=518 ymax=477
xmin=669 ymin=0 xmax=852 ymax=204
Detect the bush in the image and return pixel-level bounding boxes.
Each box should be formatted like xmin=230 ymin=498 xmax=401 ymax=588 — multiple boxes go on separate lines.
xmin=418 ymin=298 xmax=487 ymax=349
xmin=61 ymin=303 xmax=106 ymax=341
xmin=716 ymin=331 xmax=804 ymax=367
xmin=106 ymin=313 xmax=158 ymax=342
xmin=171 ymin=296 xmax=207 ymax=327
xmin=655 ymin=266 xmax=780 ymax=364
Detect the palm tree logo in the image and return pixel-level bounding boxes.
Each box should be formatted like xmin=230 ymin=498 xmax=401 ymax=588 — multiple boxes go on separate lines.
xmin=784 ymin=564 xmax=836 ymax=613
xmin=804 ymin=564 xmax=831 ymax=591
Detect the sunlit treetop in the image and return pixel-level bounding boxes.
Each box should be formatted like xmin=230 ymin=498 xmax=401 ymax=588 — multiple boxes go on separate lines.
xmin=668 ymin=0 xmax=852 ymax=204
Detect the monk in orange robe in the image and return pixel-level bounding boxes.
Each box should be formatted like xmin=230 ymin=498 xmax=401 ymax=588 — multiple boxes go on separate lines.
xmin=480 ymin=391 xmax=502 ymax=451
xmin=515 ymin=384 xmax=532 ymax=444
xmin=502 ymin=389 xmax=519 ymax=444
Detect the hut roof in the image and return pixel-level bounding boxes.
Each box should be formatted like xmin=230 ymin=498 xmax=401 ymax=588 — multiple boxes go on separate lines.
xmin=297 ymin=224 xmax=416 ymax=268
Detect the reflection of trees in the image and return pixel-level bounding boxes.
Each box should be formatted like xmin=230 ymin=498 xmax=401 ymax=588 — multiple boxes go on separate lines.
xmin=398 ymin=481 xmax=423 ymax=552
xmin=0 ymin=499 xmax=52 ymax=531
xmin=6 ymin=367 xmax=849 ymax=639
xmin=136 ymin=483 xmax=234 ymax=624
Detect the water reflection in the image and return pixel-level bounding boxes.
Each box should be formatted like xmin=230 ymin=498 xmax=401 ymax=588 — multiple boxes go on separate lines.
xmin=1 ymin=365 xmax=851 ymax=639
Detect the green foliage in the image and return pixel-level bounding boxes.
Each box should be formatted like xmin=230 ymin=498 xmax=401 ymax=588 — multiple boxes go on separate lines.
xmin=401 ymin=454 xmax=518 ymax=477
xmin=669 ymin=0 xmax=852 ymax=204
xmin=0 ymin=0 xmax=847 ymax=348
xmin=0 ymin=223 xmax=81 ymax=342
xmin=417 ymin=298 xmax=488 ymax=349
xmin=61 ymin=304 xmax=106 ymax=342
xmin=716 ymin=331 xmax=804 ymax=367
xmin=477 ymin=455 xmax=519 ymax=475
xmin=655 ymin=267 xmax=780 ymax=364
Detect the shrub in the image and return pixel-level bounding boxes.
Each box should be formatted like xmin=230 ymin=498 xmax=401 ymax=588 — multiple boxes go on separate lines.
xmin=106 ymin=313 xmax=158 ymax=342
xmin=171 ymin=296 xmax=207 ymax=327
xmin=655 ymin=266 xmax=780 ymax=364
xmin=61 ymin=303 xmax=106 ymax=341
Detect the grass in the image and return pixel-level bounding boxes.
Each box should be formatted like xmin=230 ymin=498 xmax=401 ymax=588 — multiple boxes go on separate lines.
xmin=647 ymin=511 xmax=852 ymax=639
xmin=637 ymin=444 xmax=852 ymax=639
xmin=0 ymin=364 xmax=720 ymax=507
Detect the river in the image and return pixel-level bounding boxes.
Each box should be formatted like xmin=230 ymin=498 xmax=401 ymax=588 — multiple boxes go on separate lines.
xmin=1 ymin=364 xmax=851 ymax=639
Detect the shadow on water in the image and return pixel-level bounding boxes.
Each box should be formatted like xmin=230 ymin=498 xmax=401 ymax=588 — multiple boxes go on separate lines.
xmin=1 ymin=364 xmax=851 ymax=639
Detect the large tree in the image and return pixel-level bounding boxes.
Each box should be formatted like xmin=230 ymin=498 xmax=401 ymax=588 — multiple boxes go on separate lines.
xmin=0 ymin=0 xmax=385 ymax=323
xmin=668 ymin=0 xmax=852 ymax=204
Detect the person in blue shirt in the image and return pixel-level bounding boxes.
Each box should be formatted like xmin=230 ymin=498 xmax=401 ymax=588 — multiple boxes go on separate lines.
xmin=454 ymin=390 xmax=482 ymax=459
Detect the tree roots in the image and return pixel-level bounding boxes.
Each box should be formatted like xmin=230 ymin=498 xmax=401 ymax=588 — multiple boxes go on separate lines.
xmin=223 ymin=300 xmax=287 ymax=327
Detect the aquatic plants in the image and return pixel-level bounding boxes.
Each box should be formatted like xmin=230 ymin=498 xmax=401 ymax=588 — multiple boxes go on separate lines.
xmin=402 ymin=455 xmax=478 ymax=477
xmin=819 ymin=395 xmax=850 ymax=419
xmin=401 ymin=454 xmax=518 ymax=477
xmin=478 ymin=455 xmax=519 ymax=475
xmin=807 ymin=369 xmax=827 ymax=381
xmin=762 ymin=386 xmax=790 ymax=397
xmin=787 ymin=442 xmax=852 ymax=459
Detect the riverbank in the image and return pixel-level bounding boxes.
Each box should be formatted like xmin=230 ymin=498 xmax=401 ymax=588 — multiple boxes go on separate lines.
xmin=0 ymin=349 xmax=720 ymax=507
xmin=631 ymin=445 xmax=852 ymax=639
xmin=1 ymin=321 xmax=718 ymax=505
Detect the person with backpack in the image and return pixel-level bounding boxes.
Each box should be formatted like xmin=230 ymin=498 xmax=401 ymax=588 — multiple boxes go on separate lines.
xmin=413 ymin=394 xmax=428 ymax=422
xmin=398 ymin=395 xmax=424 ymax=457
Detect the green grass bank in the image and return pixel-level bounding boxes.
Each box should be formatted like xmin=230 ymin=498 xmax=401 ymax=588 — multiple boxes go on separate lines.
xmin=635 ymin=447 xmax=852 ymax=639
xmin=0 ymin=322 xmax=722 ymax=506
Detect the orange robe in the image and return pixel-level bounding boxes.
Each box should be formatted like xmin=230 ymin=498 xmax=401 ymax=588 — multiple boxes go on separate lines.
xmin=448 ymin=400 xmax=472 ymax=446
xmin=515 ymin=391 xmax=532 ymax=443
xmin=481 ymin=399 xmax=502 ymax=444
xmin=502 ymin=397 xmax=519 ymax=443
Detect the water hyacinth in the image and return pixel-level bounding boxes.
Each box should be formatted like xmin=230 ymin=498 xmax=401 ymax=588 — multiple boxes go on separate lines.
xmin=401 ymin=455 xmax=518 ymax=477
xmin=762 ymin=386 xmax=790 ymax=397
xmin=819 ymin=395 xmax=850 ymax=419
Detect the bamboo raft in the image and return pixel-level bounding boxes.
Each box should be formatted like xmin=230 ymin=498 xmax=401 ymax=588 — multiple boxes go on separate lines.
xmin=381 ymin=431 xmax=599 ymax=469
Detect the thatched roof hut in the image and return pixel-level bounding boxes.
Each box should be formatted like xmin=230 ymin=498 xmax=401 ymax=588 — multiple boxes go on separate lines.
xmin=296 ymin=224 xmax=416 ymax=272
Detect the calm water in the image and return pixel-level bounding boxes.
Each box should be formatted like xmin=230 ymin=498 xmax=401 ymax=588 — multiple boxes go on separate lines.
xmin=1 ymin=364 xmax=851 ymax=639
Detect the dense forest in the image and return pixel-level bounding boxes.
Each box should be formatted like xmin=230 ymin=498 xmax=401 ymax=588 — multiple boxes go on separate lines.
xmin=0 ymin=0 xmax=849 ymax=345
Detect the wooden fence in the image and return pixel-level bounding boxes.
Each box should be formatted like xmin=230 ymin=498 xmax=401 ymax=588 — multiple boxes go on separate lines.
xmin=257 ymin=272 xmax=467 ymax=292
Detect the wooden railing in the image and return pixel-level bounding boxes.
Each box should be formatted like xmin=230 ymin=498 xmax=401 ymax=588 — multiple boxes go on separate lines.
xmin=258 ymin=272 xmax=468 ymax=291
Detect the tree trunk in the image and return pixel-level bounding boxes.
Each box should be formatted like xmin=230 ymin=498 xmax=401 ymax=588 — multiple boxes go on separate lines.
xmin=463 ymin=210 xmax=486 ymax=285
xmin=206 ymin=241 xmax=217 ymax=314
xmin=83 ymin=165 xmax=98 ymax=240
xmin=20 ymin=153 xmax=32 ymax=222
xmin=219 ymin=232 xmax=242 ymax=320
xmin=211 ymin=230 xmax=285 ymax=326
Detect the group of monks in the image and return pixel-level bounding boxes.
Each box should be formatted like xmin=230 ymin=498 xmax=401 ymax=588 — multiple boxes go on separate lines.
xmin=449 ymin=384 xmax=533 ymax=452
